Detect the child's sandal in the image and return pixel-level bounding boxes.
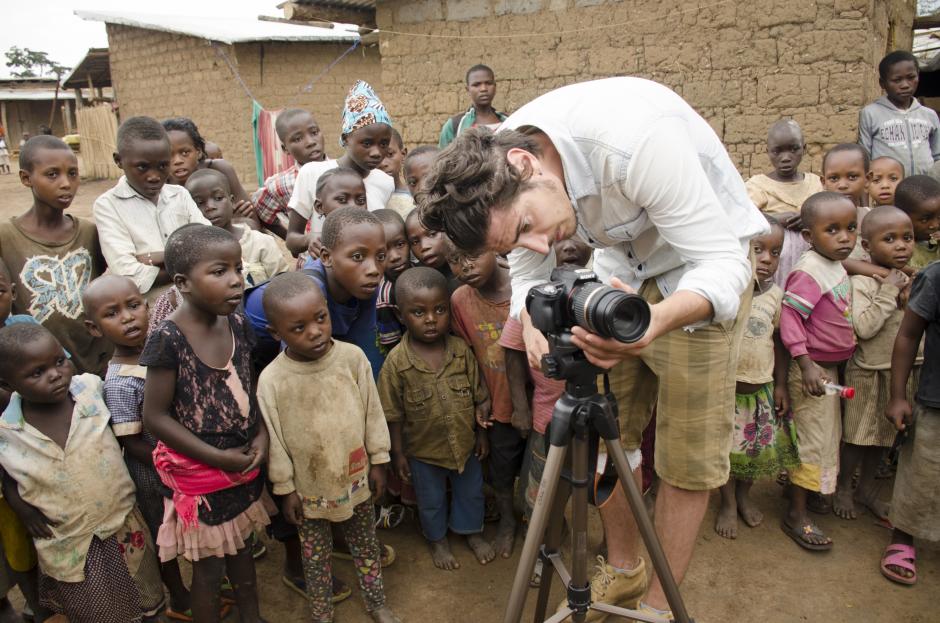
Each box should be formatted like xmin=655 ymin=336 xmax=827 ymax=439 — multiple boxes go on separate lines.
xmin=880 ymin=543 xmax=917 ymax=585
xmin=374 ymin=504 xmax=407 ymax=530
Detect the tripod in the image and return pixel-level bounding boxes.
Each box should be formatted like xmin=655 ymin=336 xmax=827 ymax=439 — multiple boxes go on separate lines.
xmin=503 ymin=362 xmax=694 ymax=623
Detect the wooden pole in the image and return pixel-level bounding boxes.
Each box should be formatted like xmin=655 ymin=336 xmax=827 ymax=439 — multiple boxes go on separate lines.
xmin=62 ymin=100 xmax=73 ymax=134
xmin=74 ymin=88 xmax=83 ymax=110
xmin=0 ymin=102 xmax=8 ymax=148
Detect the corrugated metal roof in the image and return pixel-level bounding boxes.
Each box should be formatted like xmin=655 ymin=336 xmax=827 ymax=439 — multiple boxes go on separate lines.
xmin=0 ymin=89 xmax=76 ymax=101
xmin=292 ymin=0 xmax=376 ymax=9
xmin=63 ymin=48 xmax=111 ymax=90
xmin=74 ymin=9 xmax=361 ymax=44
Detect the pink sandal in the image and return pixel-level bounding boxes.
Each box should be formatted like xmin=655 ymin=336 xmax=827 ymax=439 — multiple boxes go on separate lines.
xmin=880 ymin=543 xmax=916 ymax=585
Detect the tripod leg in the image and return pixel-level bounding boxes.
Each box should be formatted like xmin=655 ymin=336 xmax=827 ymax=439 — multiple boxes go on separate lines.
xmin=532 ymin=474 xmax=571 ymax=622
xmin=603 ymin=439 xmax=693 ymax=623
xmin=504 ymin=443 xmax=569 ymax=623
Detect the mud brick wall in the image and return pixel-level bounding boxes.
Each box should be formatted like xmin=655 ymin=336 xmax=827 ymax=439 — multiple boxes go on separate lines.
xmin=376 ymin=0 xmax=915 ymax=177
xmin=106 ymin=23 xmax=382 ymax=187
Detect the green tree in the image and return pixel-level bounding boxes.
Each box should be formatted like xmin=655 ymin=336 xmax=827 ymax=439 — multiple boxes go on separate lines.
xmin=4 ymin=47 xmax=69 ymax=79
xmin=5 ymin=47 xmax=71 ymax=130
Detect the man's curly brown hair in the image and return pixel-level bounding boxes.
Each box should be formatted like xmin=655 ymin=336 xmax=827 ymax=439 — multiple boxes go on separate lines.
xmin=416 ymin=127 xmax=540 ymax=252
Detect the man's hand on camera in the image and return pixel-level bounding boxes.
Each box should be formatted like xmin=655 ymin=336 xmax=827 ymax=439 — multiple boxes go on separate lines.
xmin=521 ymin=308 xmax=549 ymax=369
xmin=569 ymin=278 xmax=658 ymax=368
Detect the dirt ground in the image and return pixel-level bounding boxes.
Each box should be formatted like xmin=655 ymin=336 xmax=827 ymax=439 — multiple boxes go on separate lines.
xmin=0 ymin=170 xmax=937 ymax=622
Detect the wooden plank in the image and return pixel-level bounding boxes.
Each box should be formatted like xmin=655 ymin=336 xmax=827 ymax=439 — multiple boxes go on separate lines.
xmin=257 ymin=15 xmax=334 ymax=28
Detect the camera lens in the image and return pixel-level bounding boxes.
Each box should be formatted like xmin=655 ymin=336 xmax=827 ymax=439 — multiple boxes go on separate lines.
xmin=571 ymin=283 xmax=651 ymax=343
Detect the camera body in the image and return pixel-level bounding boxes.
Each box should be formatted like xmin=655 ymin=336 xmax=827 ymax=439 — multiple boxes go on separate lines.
xmin=525 ymin=267 xmax=651 ymax=380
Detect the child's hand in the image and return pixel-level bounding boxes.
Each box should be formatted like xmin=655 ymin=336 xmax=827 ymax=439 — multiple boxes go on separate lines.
xmin=511 ymin=408 xmax=531 ymax=439
xmin=798 ymin=358 xmax=829 ymax=397
xmin=306 ymin=236 xmax=324 ymax=259
xmin=475 ymin=429 xmax=489 ymax=460
xmin=9 ymin=497 xmax=56 ymax=539
xmin=243 ymin=434 xmax=268 ymax=474
xmin=392 ymin=452 xmax=411 ymax=484
xmin=773 ymin=384 xmax=790 ymax=415
xmin=875 ymin=269 xmax=909 ymax=292
xmin=783 ymin=213 xmax=803 ymax=231
xmin=885 ymin=397 xmax=913 ymax=431
xmin=232 ymin=199 xmax=255 ymax=219
xmin=475 ymin=405 xmax=492 ymax=429
xmin=899 ymin=281 xmax=912 ymax=308
xmin=369 ymin=464 xmax=387 ymax=500
xmin=282 ymin=493 xmax=304 ymax=526
xmin=216 ymin=446 xmax=253 ymax=472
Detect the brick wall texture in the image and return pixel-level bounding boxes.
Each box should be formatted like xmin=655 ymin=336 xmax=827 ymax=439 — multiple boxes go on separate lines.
xmin=376 ymin=0 xmax=916 ymax=177
xmin=106 ymin=23 xmax=383 ymax=187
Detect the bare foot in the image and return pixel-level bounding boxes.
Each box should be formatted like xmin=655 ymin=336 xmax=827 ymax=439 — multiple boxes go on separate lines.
xmin=494 ymin=515 xmax=516 ymax=558
xmin=736 ymin=494 xmax=764 ymax=528
xmin=856 ymin=493 xmax=890 ymax=521
xmin=832 ymin=487 xmax=858 ymax=520
xmin=714 ymin=503 xmax=738 ymax=539
xmin=429 ymin=538 xmax=459 ymax=570
xmin=467 ymin=534 xmax=496 ymax=565
xmin=370 ymin=605 xmax=402 ymax=623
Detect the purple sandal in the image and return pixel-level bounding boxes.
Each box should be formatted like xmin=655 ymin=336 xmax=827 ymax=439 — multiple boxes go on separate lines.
xmin=880 ymin=543 xmax=916 ymax=585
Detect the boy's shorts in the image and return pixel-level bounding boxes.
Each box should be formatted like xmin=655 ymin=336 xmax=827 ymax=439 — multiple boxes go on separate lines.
xmin=604 ymin=279 xmax=749 ymax=491
xmin=843 ymin=363 xmax=918 ymax=447
xmin=487 ymin=421 xmax=526 ymax=491
xmin=0 ymin=498 xmax=37 ymax=572
xmin=890 ymin=403 xmax=940 ymax=541
xmin=787 ymin=361 xmax=841 ymax=494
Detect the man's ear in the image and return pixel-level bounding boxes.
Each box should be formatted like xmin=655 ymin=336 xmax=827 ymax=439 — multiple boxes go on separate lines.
xmin=83 ymin=319 xmax=103 ymax=338
xmin=0 ymin=378 xmax=13 ymax=397
xmin=801 ymin=229 xmax=813 ymax=245
xmin=266 ymin=324 xmax=282 ymax=343
xmin=313 ymin=199 xmax=324 ymax=217
xmin=280 ymin=141 xmax=288 ymax=154
xmin=393 ymin=305 xmax=403 ymax=324
xmin=505 ymin=147 xmax=537 ymax=177
xmin=861 ymin=238 xmax=871 ymax=253
xmin=113 ymin=152 xmax=123 ymax=170
xmin=320 ymin=247 xmax=333 ymax=268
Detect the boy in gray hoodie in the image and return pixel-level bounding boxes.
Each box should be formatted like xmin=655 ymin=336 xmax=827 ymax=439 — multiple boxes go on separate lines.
xmin=859 ymin=50 xmax=940 ymax=177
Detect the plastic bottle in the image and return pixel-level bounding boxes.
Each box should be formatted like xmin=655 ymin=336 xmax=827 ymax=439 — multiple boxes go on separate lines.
xmin=824 ymin=382 xmax=855 ymax=399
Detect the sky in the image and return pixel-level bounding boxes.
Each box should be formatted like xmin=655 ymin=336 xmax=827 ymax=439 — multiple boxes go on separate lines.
xmin=0 ymin=0 xmax=277 ymax=79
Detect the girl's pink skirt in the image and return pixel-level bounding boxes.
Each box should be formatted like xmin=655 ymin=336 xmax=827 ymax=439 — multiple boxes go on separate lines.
xmin=156 ymin=494 xmax=275 ymax=562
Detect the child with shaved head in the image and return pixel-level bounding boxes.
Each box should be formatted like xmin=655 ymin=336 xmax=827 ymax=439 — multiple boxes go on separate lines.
xmin=780 ymin=191 xmax=859 ymax=551
xmin=258 ymin=272 xmax=399 ymax=623
xmin=834 ymin=206 xmax=916 ymax=522
xmin=745 ymin=120 xmax=823 ymax=286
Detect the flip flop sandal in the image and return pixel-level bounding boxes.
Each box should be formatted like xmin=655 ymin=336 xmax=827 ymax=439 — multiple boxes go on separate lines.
xmin=880 ymin=543 xmax=917 ymax=585
xmin=374 ymin=504 xmax=407 ymax=530
xmin=166 ymin=603 xmax=232 ymax=622
xmin=333 ymin=543 xmax=396 ymax=568
xmin=281 ymin=575 xmax=353 ymax=603
xmin=776 ymin=470 xmax=790 ymax=487
xmin=781 ymin=520 xmax=833 ymax=551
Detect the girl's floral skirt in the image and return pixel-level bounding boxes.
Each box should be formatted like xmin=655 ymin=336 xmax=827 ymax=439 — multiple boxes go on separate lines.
xmin=730 ymin=383 xmax=800 ymax=480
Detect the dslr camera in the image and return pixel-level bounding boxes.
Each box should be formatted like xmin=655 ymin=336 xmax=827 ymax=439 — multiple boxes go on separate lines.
xmin=526 ymin=267 xmax=651 ymax=379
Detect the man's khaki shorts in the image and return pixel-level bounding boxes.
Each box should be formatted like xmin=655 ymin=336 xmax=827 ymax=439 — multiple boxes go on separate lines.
xmin=604 ymin=280 xmax=750 ymax=491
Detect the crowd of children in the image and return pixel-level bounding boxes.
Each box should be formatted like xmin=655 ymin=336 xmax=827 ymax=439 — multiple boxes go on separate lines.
xmin=0 ymin=53 xmax=938 ymax=623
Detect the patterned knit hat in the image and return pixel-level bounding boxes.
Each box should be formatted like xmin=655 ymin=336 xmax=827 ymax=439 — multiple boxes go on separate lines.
xmin=341 ymin=80 xmax=392 ymax=142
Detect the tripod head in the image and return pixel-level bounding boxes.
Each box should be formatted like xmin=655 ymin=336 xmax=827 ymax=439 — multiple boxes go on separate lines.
xmin=541 ymin=329 xmax=605 ymax=386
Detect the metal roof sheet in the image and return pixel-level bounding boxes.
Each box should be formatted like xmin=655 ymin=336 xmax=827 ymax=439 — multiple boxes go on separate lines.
xmin=63 ymin=48 xmax=111 ymax=89
xmin=291 ymin=0 xmax=376 ymax=9
xmin=0 ymin=89 xmax=77 ymax=101
xmin=74 ymin=9 xmax=361 ymax=44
